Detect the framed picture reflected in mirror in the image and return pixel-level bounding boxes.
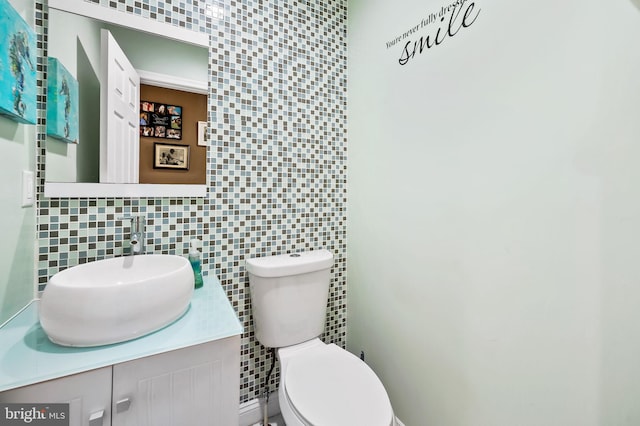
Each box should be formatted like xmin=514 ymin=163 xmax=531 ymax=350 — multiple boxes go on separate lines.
xmin=141 ymin=101 xmax=182 ymax=140
xmin=154 ymin=142 xmax=189 ymax=170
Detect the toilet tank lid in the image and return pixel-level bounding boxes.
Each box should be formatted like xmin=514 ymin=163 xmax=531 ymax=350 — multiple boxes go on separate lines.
xmin=245 ymin=249 xmax=334 ymax=278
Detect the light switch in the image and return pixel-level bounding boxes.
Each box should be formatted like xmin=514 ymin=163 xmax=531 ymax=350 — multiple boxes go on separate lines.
xmin=22 ymin=170 xmax=34 ymax=207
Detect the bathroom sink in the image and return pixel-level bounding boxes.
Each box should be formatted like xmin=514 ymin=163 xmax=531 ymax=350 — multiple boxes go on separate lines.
xmin=39 ymin=255 xmax=195 ymax=347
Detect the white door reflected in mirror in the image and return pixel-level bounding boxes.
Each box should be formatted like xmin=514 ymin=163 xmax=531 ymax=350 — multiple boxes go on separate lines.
xmin=100 ymin=29 xmax=140 ymax=184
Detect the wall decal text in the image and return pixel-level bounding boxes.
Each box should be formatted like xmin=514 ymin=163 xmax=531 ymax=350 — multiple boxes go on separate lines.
xmin=386 ymin=0 xmax=481 ymax=66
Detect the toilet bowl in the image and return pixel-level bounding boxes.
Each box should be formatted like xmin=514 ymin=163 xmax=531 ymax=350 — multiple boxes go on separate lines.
xmin=246 ymin=250 xmax=395 ymax=426
xmin=277 ymin=338 xmax=395 ymax=426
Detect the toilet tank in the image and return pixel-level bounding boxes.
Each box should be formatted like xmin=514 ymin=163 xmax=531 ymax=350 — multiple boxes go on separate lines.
xmin=246 ymin=250 xmax=334 ymax=348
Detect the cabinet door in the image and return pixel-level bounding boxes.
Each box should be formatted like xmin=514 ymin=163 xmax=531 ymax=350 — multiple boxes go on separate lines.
xmin=112 ymin=336 xmax=240 ymax=426
xmin=0 ymin=367 xmax=112 ymax=426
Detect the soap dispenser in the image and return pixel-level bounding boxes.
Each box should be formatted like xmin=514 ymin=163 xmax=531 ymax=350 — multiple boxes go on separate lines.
xmin=189 ymin=238 xmax=204 ymax=289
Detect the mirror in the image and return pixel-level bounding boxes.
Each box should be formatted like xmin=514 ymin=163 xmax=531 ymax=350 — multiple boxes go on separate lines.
xmin=44 ymin=5 xmax=209 ymax=197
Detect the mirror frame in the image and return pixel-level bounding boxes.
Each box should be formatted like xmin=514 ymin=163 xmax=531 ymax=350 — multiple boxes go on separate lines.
xmin=44 ymin=0 xmax=209 ymax=198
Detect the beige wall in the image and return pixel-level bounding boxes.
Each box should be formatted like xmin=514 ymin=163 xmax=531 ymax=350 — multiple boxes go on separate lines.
xmin=139 ymin=85 xmax=207 ymax=185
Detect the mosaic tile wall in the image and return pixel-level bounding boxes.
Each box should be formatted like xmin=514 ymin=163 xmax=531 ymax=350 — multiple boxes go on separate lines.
xmin=34 ymin=0 xmax=347 ymax=404
xmin=210 ymin=0 xmax=348 ymax=400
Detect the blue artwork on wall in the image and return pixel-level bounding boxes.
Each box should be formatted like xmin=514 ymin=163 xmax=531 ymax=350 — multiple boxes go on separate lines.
xmin=47 ymin=57 xmax=79 ymax=144
xmin=0 ymin=0 xmax=37 ymax=124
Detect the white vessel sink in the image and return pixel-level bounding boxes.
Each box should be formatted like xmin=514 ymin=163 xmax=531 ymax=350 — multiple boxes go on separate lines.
xmin=39 ymin=255 xmax=195 ymax=347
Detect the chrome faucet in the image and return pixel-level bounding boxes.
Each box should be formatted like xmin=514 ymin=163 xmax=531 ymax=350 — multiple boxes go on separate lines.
xmin=119 ymin=215 xmax=145 ymax=255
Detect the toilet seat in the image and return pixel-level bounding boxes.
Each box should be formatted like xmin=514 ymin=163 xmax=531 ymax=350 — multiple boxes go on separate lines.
xmin=283 ymin=344 xmax=394 ymax=426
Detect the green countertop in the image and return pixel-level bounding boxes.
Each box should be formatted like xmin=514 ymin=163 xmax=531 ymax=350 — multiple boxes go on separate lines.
xmin=0 ymin=276 xmax=243 ymax=392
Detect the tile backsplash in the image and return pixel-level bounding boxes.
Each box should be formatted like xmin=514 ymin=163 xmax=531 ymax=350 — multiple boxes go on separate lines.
xmin=35 ymin=0 xmax=346 ymax=403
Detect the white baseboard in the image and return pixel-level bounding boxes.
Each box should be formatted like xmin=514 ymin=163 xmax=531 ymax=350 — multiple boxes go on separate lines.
xmin=239 ymin=392 xmax=280 ymax=426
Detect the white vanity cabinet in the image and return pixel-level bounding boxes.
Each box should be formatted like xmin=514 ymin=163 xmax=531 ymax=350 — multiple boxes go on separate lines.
xmin=112 ymin=337 xmax=240 ymax=426
xmin=0 ymin=366 xmax=112 ymax=426
xmin=0 ymin=337 xmax=240 ymax=426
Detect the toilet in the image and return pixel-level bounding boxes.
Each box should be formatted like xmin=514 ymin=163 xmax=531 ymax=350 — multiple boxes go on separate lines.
xmin=246 ymin=249 xmax=395 ymax=426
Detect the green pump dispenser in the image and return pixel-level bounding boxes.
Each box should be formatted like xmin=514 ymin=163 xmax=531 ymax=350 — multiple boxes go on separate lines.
xmin=189 ymin=239 xmax=204 ymax=289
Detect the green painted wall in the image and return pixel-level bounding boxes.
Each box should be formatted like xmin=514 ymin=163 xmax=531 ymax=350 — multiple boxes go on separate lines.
xmin=0 ymin=0 xmax=36 ymax=325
